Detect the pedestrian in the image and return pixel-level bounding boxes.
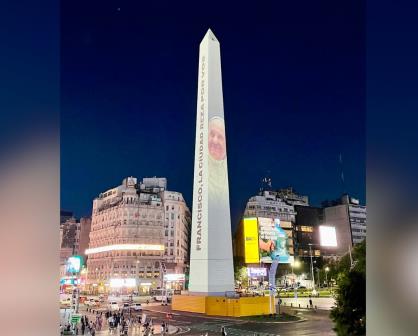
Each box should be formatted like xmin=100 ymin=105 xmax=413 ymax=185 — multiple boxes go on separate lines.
xmin=122 ymin=320 xmax=129 ymax=335
xmin=108 ymin=315 xmax=114 ymax=334
xmin=309 ymin=298 xmax=313 ymax=308
xmin=81 ymin=322 xmax=85 ymax=335
xmin=221 ymin=325 xmax=227 ymax=335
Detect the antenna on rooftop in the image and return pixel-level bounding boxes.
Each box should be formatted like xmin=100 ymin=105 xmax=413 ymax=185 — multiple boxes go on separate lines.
xmin=260 ymin=171 xmax=272 ymax=193
xmin=339 ymin=153 xmax=347 ymax=195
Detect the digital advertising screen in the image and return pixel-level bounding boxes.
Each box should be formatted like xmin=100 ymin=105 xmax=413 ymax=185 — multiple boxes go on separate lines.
xmin=66 ymin=255 xmax=83 ymax=273
xmin=258 ymin=218 xmax=293 ymax=264
xmin=319 ymin=225 xmax=338 ymax=247
xmin=243 ymin=217 xmax=260 ymax=263
xmin=247 ymin=267 xmax=267 ymax=277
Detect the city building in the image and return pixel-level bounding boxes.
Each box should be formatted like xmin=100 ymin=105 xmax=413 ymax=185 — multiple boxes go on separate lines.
xmin=163 ymin=190 xmax=191 ymax=275
xmin=274 ymin=187 xmax=310 ymax=206
xmin=59 ymin=214 xmax=92 ymax=264
xmin=243 ymin=190 xmax=297 ymax=257
xmin=60 ymin=210 xmax=73 ymax=224
xmin=85 ymin=176 xmax=191 ymax=294
xmin=78 ymin=217 xmax=92 ymax=261
xmin=322 ymin=194 xmax=366 ymax=254
xmin=244 ymin=190 xmax=297 ymax=222
xmin=344 ymin=196 xmax=367 ymax=244
xmin=294 ymin=205 xmax=324 ymax=258
xmin=60 ymin=216 xmax=80 ymax=264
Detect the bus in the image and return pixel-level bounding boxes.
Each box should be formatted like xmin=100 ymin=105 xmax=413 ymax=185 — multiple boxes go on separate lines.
xmin=150 ymin=289 xmax=172 ymax=303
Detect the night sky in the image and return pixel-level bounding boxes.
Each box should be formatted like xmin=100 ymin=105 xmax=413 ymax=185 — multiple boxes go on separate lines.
xmin=61 ymin=1 xmax=365 ymax=229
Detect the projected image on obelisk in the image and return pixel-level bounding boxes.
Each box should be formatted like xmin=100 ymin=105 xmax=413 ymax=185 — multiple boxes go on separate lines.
xmin=188 ymin=29 xmax=235 ymax=295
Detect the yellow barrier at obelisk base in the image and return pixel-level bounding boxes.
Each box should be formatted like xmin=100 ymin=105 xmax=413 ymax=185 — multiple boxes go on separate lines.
xmin=172 ymin=295 xmax=272 ymax=317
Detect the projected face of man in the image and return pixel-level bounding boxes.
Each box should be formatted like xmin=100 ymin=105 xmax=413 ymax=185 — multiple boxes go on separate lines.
xmin=208 ymin=117 xmax=226 ymax=161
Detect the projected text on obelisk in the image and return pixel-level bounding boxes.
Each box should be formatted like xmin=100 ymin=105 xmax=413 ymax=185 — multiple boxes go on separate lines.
xmin=189 ymin=29 xmax=234 ymax=295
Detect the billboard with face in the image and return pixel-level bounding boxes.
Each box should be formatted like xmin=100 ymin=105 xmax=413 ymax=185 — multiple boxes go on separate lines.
xmin=258 ymin=218 xmax=293 ymax=264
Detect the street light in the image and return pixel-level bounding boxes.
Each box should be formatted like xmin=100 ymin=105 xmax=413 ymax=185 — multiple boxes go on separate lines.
xmin=308 ymin=244 xmax=316 ymax=294
xmin=325 ymin=267 xmax=330 ymax=287
xmin=290 ymin=260 xmax=301 ymax=285
xmin=136 ymin=259 xmax=140 ymax=296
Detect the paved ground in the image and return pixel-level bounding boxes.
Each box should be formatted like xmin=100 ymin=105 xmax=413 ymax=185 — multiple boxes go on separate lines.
xmin=143 ymin=304 xmax=336 ymax=336
xmin=62 ymin=300 xmax=336 ymax=335
xmin=279 ymin=297 xmax=336 ymax=310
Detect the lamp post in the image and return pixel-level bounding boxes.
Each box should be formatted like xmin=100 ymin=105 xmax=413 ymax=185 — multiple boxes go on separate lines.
xmin=136 ymin=259 xmax=140 ymax=296
xmin=291 ymin=260 xmax=301 ymax=301
xmin=290 ymin=260 xmax=300 ymax=284
xmin=316 ymin=267 xmax=321 ymax=288
xmin=325 ymin=267 xmax=329 ymax=287
xmin=308 ymin=244 xmax=316 ymax=294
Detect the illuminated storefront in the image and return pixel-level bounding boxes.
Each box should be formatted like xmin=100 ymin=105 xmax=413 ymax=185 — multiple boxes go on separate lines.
xmin=164 ymin=273 xmax=185 ymax=290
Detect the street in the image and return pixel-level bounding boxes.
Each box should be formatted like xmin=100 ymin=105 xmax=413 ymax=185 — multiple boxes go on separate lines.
xmin=62 ymin=295 xmax=336 ymax=335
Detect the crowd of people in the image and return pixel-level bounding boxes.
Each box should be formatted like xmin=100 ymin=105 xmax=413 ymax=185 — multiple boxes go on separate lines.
xmin=61 ymin=309 xmax=160 ymax=335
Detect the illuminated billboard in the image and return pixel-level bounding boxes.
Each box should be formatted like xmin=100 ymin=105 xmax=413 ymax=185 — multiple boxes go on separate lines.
xmin=243 ymin=218 xmax=260 ymax=263
xmin=164 ymin=274 xmax=185 ymax=281
xmin=258 ymin=218 xmax=293 ymax=264
xmin=247 ymin=267 xmax=267 ymax=277
xmin=319 ymin=226 xmax=337 ymax=247
xmin=110 ymin=278 xmax=137 ymax=288
xmin=66 ymin=255 xmax=83 ymax=273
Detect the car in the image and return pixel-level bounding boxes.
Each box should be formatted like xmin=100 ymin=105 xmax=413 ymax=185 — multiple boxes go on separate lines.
xmin=108 ymin=301 xmax=119 ymax=311
xmin=130 ymin=303 xmax=142 ymax=311
xmin=60 ymin=297 xmax=71 ymax=306
xmin=85 ymin=299 xmax=100 ymax=307
xmin=121 ymin=302 xmax=130 ymax=310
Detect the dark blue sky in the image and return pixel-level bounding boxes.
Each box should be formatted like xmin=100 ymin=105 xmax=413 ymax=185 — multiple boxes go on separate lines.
xmin=61 ymin=1 xmax=365 ymax=228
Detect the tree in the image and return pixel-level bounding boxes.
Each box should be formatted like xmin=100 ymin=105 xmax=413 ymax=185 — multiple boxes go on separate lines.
xmin=234 ymin=265 xmax=248 ymax=287
xmin=330 ymin=240 xmax=366 ymax=335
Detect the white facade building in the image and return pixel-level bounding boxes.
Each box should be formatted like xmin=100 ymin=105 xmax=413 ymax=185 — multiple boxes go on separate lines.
xmin=86 ymin=177 xmax=190 ymax=293
xmin=243 ymin=190 xmax=297 ymax=257
xmin=244 ymin=191 xmax=297 ymax=223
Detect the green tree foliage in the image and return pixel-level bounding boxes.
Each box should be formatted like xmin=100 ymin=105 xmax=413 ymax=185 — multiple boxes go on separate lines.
xmin=234 ymin=265 xmax=248 ymax=285
xmin=330 ymin=240 xmax=366 ymax=335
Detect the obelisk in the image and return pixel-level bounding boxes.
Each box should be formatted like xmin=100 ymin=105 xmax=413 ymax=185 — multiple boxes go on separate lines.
xmin=188 ymin=29 xmax=235 ymax=295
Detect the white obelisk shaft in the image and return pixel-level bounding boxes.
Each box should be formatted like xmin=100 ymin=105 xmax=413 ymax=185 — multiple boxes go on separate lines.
xmin=188 ymin=29 xmax=235 ymax=295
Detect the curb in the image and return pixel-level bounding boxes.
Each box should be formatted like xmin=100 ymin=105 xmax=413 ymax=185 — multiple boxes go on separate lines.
xmin=239 ymin=317 xmax=308 ymax=324
xmin=143 ymin=308 xmax=307 ymax=324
